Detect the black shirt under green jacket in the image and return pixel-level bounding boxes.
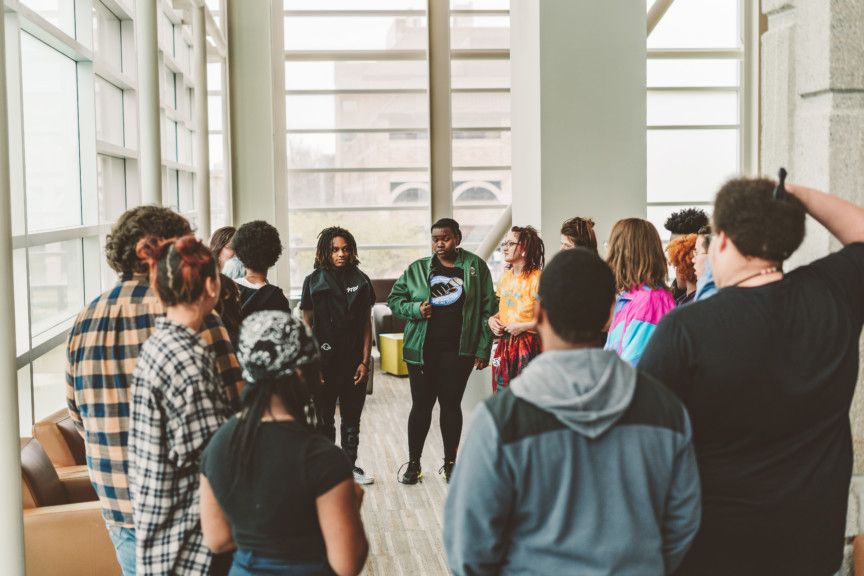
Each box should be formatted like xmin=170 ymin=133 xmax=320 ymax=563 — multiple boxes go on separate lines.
xmin=640 ymin=243 xmax=864 ymax=576
xmin=425 ymin=256 xmax=465 ymax=351
xmin=300 ymin=266 xmax=375 ymax=378
xmin=200 ymin=417 xmax=352 ymax=562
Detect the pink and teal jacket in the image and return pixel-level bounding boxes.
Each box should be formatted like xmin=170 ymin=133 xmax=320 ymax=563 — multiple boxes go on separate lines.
xmin=604 ymin=284 xmax=675 ymax=366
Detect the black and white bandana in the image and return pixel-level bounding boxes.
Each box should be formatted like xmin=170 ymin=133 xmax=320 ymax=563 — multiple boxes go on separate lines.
xmin=237 ymin=311 xmax=319 ymax=383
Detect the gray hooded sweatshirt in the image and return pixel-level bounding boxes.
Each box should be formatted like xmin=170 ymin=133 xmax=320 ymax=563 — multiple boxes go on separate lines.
xmin=443 ymin=349 xmax=700 ymax=576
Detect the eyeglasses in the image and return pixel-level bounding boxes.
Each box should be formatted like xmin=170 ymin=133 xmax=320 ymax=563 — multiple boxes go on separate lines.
xmin=499 ymin=241 xmax=518 ymax=249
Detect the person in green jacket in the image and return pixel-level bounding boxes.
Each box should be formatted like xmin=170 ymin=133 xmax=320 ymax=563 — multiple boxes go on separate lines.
xmin=388 ymin=218 xmax=497 ymax=485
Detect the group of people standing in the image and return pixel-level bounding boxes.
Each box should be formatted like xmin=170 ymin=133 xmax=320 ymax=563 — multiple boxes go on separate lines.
xmin=63 ymin=172 xmax=864 ymax=576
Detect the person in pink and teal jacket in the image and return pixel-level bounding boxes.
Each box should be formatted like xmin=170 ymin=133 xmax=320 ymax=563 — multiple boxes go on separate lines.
xmin=603 ymin=218 xmax=675 ymax=365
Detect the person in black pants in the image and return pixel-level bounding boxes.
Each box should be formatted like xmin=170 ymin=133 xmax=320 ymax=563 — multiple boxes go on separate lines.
xmin=301 ymin=227 xmax=375 ymax=485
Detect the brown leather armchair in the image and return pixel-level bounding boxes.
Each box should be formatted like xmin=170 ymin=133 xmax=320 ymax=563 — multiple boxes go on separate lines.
xmin=32 ymin=408 xmax=86 ymax=468
xmin=21 ymin=438 xmax=119 ymax=576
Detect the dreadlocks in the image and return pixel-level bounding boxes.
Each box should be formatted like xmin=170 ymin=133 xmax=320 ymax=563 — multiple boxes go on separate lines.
xmin=512 ymin=225 xmax=545 ymax=274
xmin=313 ymin=226 xmax=360 ymax=270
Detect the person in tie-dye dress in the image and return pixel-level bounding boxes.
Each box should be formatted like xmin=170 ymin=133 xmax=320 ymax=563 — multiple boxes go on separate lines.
xmin=488 ymin=226 xmax=545 ymax=392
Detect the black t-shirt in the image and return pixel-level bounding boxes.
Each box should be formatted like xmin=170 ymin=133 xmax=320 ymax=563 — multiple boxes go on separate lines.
xmin=200 ymin=417 xmax=352 ymax=562
xmin=425 ymin=257 xmax=465 ymax=350
xmin=640 ymin=243 xmax=864 ymax=576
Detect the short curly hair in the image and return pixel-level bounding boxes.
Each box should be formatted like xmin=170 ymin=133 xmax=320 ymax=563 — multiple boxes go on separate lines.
xmin=664 ymin=208 xmax=709 ymax=235
xmin=105 ymin=206 xmax=191 ymax=279
xmin=233 ymin=220 xmax=283 ymax=273
xmin=666 ymin=234 xmax=697 ymax=286
xmin=713 ymin=178 xmax=805 ymax=262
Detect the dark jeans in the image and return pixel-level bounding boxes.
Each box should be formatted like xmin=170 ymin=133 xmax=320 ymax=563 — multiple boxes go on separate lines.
xmin=314 ymin=367 xmax=368 ymax=467
xmin=407 ymin=348 xmax=475 ymax=461
xmin=229 ymin=550 xmax=333 ymax=576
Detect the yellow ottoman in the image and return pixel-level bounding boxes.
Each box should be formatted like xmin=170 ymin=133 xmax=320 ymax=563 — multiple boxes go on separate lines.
xmin=379 ymin=333 xmax=409 ymax=376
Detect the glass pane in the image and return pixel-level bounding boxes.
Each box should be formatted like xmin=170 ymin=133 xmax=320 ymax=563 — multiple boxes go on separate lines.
xmin=647 ymin=129 xmax=739 ymax=204
xmin=284 ymin=16 xmax=427 ymax=51
xmin=286 ymin=0 xmax=426 ymax=8
xmin=285 ymin=94 xmax=428 ymax=130
xmin=209 ymin=133 xmax=225 ymax=168
xmin=287 ymin=171 xmax=429 ymax=208
xmin=452 ymin=92 xmax=510 ymax=128
xmin=451 ymin=59 xmax=510 ymax=89
xmin=20 ymin=0 xmax=76 ymax=37
xmin=451 ymin=0 xmax=510 ymax=8
xmin=32 ymin=343 xmax=68 ymax=423
xmin=164 ymin=169 xmax=179 ymax=209
xmin=647 ymin=59 xmax=739 ymax=87
xmin=288 ymin=209 xmax=428 ymax=248
xmin=29 ymin=240 xmax=85 ymax=336
xmin=97 ymin=155 xmax=127 ymax=223
xmin=159 ymin=12 xmax=174 ymax=56
xmin=162 ymin=117 xmax=178 ymax=161
xmin=94 ymin=1 xmax=123 ymax=71
xmin=207 ymin=62 xmax=222 ymax=91
xmin=453 ymin=169 xmax=511 ymax=203
xmin=14 ymin=249 xmax=30 ymax=357
xmin=21 ymin=34 xmax=82 ymax=232
xmin=178 ymin=171 xmax=194 ymax=213
xmin=19 ymin=366 xmax=33 ymax=436
xmin=288 ymin=132 xmax=429 ymax=169
xmin=285 ymin=60 xmax=427 ymax=91
xmin=647 ymin=91 xmax=738 ymax=126
xmin=178 ymin=126 xmax=192 ymax=165
xmin=648 ymin=0 xmax=739 ymax=50
xmin=95 ymin=77 xmax=125 ymax=145
xmin=451 ymin=16 xmax=510 ymax=50
xmin=208 ymin=95 xmax=223 ymax=131
xmin=647 ymin=204 xmax=714 ymax=243
xmin=452 ymin=130 xmax=511 ymax=167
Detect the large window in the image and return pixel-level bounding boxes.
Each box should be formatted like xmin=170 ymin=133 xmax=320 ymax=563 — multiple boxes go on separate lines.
xmin=6 ymin=0 xmax=223 ymax=434
xmin=283 ymin=0 xmax=511 ymax=290
xmin=645 ymin=0 xmax=755 ymax=240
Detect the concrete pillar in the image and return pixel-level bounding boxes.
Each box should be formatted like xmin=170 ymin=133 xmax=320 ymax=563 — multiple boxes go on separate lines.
xmin=510 ymin=0 xmax=646 ymax=255
xmin=135 ymin=0 xmax=162 ymax=206
xmin=761 ymin=0 xmax=864 ymax=557
xmin=193 ymin=4 xmax=211 ymax=238
xmin=226 ymin=0 xmax=287 ymax=284
xmin=428 ymin=0 xmax=453 ymax=223
xmin=0 ymin=11 xmax=26 ymax=576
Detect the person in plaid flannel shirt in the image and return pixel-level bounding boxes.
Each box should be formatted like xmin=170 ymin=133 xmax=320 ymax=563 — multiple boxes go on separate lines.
xmin=65 ymin=207 xmax=242 ymax=575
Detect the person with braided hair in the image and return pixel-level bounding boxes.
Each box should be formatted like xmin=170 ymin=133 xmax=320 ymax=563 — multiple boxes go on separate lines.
xmin=488 ymin=225 xmax=545 ymax=392
xmin=129 ymin=235 xmax=234 ymax=575
xmin=300 ymin=226 xmax=376 ymax=485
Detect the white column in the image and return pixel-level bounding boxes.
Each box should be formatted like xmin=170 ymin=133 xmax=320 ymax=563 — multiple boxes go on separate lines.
xmin=0 ymin=11 xmax=26 ymax=576
xmin=510 ymin=0 xmax=646 ymax=254
xmin=427 ymin=0 xmax=453 ymax=223
xmin=136 ymin=0 xmax=162 ymax=206
xmin=226 ymin=0 xmax=287 ymax=284
xmin=193 ymin=3 xmax=211 ymax=238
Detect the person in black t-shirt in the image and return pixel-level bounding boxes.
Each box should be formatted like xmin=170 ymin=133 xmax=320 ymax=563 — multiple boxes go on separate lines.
xmin=200 ymin=311 xmax=368 ymax=576
xmin=640 ymin=177 xmax=864 ymax=576
xmin=301 ymin=227 xmax=376 ymax=486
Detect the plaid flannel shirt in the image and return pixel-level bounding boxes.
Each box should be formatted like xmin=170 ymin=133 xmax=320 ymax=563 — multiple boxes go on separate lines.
xmin=65 ymin=277 xmax=242 ymax=527
xmin=129 ymin=317 xmax=233 ymax=575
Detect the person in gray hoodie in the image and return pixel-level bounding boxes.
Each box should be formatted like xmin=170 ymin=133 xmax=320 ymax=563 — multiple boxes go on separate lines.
xmin=443 ymin=248 xmax=701 ymax=576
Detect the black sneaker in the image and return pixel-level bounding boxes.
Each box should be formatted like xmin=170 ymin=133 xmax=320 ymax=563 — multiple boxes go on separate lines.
xmin=398 ymin=460 xmax=423 ymax=485
xmin=440 ymin=459 xmax=456 ymax=483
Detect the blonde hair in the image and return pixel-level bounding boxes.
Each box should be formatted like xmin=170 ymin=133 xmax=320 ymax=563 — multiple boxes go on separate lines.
xmin=606 ymin=218 xmax=668 ymax=293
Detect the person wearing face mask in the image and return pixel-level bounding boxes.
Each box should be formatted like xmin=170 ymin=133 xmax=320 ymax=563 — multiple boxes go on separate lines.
xmin=388 ymin=218 xmax=497 ymax=485
xmin=129 ymin=235 xmax=235 ymax=575
xmin=488 ymin=226 xmax=546 ymax=393
xmin=301 ymin=227 xmax=376 ymax=486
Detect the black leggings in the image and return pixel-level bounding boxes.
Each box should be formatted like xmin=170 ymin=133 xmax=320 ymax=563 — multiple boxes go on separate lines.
xmin=407 ymin=348 xmax=475 ymax=462
xmin=314 ymin=369 xmax=367 ymax=467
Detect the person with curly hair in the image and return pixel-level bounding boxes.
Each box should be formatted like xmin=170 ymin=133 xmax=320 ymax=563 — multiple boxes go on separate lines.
xmin=232 ymin=220 xmax=291 ymax=320
xmin=664 ymin=207 xmax=709 ymax=239
xmin=666 ymin=233 xmax=698 ymax=306
xmin=301 ymin=227 xmax=376 ymax=485
xmin=603 ymin=218 xmax=675 ymax=366
xmin=640 ymin=177 xmax=864 ymax=575
xmin=488 ymin=225 xmax=545 ymax=392
xmin=65 ymin=206 xmax=242 ymax=575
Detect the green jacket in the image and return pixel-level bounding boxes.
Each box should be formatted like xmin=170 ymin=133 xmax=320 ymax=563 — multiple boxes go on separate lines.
xmin=387 ymin=249 xmax=497 ymax=366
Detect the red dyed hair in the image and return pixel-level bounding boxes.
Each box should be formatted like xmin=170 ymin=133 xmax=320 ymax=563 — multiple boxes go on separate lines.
xmin=136 ymin=235 xmax=217 ymax=306
xmin=666 ymin=233 xmax=697 ymax=286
